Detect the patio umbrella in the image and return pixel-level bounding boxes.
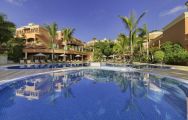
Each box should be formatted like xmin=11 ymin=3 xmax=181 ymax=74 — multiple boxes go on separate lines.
xmin=109 ymin=54 xmax=116 ymax=58
xmin=102 ymin=55 xmax=106 ymax=58
xmin=59 ymin=54 xmax=67 ymax=57
xmin=75 ymin=55 xmax=81 ymax=57
xmin=59 ymin=54 xmax=67 ymax=61
xmin=34 ymin=53 xmax=47 ymax=57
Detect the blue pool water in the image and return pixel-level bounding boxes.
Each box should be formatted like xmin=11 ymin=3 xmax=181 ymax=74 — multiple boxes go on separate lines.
xmin=4 ymin=63 xmax=89 ymax=69
xmin=0 ymin=69 xmax=187 ymax=120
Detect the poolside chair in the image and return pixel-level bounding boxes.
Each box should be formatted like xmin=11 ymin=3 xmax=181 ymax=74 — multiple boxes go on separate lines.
xmin=34 ymin=60 xmax=40 ymax=64
xmin=47 ymin=60 xmax=52 ymax=63
xmin=40 ymin=60 xmax=46 ymax=64
xmin=27 ymin=60 xmax=32 ymax=64
xmin=20 ymin=60 xmax=25 ymax=64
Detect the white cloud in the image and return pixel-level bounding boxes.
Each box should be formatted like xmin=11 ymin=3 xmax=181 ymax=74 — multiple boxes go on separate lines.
xmin=5 ymin=0 xmax=27 ymax=5
xmin=160 ymin=5 xmax=186 ymax=17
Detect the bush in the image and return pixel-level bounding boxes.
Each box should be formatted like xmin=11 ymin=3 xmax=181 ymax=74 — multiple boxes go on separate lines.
xmin=161 ymin=41 xmax=188 ymax=65
xmin=7 ymin=38 xmax=24 ymax=62
xmin=154 ymin=50 xmax=165 ymax=63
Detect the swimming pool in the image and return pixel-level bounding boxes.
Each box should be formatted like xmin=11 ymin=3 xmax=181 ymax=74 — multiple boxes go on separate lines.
xmin=0 ymin=69 xmax=187 ymax=120
xmin=3 ymin=63 xmax=89 ymax=69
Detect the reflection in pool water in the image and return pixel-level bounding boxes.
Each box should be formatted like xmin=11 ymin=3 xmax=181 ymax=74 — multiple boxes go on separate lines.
xmin=4 ymin=63 xmax=89 ymax=69
xmin=0 ymin=69 xmax=187 ymax=120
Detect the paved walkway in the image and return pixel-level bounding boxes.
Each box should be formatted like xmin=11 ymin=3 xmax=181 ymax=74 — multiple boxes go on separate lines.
xmin=133 ymin=62 xmax=188 ymax=81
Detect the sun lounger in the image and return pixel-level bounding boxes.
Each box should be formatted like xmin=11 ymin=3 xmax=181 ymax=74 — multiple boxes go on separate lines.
xmin=20 ymin=60 xmax=25 ymax=64
xmin=27 ymin=60 xmax=31 ymax=64
xmin=47 ymin=60 xmax=52 ymax=63
xmin=34 ymin=60 xmax=40 ymax=64
xmin=40 ymin=60 xmax=46 ymax=64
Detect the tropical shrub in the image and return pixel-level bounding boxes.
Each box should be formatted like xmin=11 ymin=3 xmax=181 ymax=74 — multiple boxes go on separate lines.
xmin=154 ymin=50 xmax=165 ymax=63
xmin=93 ymin=40 xmax=114 ymax=61
xmin=161 ymin=41 xmax=188 ymax=65
xmin=0 ymin=13 xmax=15 ymax=44
xmin=7 ymin=38 xmax=24 ymax=62
xmin=0 ymin=13 xmax=16 ymax=55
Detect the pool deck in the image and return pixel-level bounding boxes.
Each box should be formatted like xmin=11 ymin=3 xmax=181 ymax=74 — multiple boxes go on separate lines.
xmin=133 ymin=62 xmax=188 ymax=80
xmin=139 ymin=68 xmax=188 ymax=81
xmin=0 ymin=66 xmax=90 ymax=83
xmin=0 ymin=63 xmax=188 ymax=83
xmin=0 ymin=69 xmax=55 ymax=82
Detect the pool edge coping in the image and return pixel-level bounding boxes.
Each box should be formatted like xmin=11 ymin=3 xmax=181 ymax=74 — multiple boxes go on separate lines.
xmin=0 ymin=66 xmax=188 ymax=85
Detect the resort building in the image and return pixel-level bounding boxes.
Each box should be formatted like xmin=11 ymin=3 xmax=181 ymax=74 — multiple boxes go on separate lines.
xmin=15 ymin=23 xmax=90 ymax=62
xmin=149 ymin=12 xmax=188 ymax=50
xmin=148 ymin=31 xmax=163 ymax=48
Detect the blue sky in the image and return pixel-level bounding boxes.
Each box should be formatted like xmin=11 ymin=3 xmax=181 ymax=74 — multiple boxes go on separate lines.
xmin=0 ymin=0 xmax=187 ymax=41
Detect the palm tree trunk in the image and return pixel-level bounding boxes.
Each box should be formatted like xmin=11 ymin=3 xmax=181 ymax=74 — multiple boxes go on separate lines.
xmin=130 ymin=32 xmax=133 ymax=56
xmin=64 ymin=41 xmax=67 ymax=61
xmin=146 ymin=35 xmax=149 ymax=62
xmin=130 ymin=31 xmax=133 ymax=63
xmin=51 ymin=38 xmax=54 ymax=61
xmin=140 ymin=44 xmax=142 ymax=62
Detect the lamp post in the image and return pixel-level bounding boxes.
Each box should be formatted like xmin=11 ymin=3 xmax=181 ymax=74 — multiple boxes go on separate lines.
xmin=185 ymin=1 xmax=188 ymax=11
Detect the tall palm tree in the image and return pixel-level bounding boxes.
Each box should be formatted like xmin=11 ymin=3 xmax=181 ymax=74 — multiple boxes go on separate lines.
xmin=61 ymin=28 xmax=75 ymax=61
xmin=62 ymin=28 xmax=75 ymax=51
xmin=135 ymin=37 xmax=145 ymax=62
xmin=113 ymin=33 xmax=129 ymax=62
xmin=45 ymin=23 xmax=58 ymax=61
xmin=120 ymin=11 xmax=146 ymax=61
xmin=138 ymin=24 xmax=149 ymax=62
xmin=92 ymin=37 xmax=97 ymax=53
xmin=0 ymin=13 xmax=15 ymax=47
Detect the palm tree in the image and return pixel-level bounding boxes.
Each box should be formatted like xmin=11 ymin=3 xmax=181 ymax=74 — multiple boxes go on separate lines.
xmin=113 ymin=33 xmax=129 ymax=62
xmin=61 ymin=28 xmax=75 ymax=61
xmin=185 ymin=1 xmax=188 ymax=10
xmin=61 ymin=28 xmax=75 ymax=52
xmin=138 ymin=24 xmax=150 ymax=62
xmin=0 ymin=13 xmax=15 ymax=48
xmin=45 ymin=23 xmax=58 ymax=61
xmin=92 ymin=37 xmax=97 ymax=53
xmin=120 ymin=11 xmax=146 ymax=61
